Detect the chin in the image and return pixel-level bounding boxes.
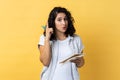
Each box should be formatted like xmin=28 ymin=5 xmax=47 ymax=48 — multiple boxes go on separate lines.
xmin=57 ymin=29 xmax=67 ymax=33
xmin=62 ymin=30 xmax=67 ymax=33
xmin=62 ymin=29 xmax=67 ymax=32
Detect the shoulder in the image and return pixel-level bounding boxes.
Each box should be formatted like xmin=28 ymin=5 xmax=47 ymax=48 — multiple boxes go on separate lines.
xmin=39 ymin=34 xmax=53 ymax=45
xmin=70 ymin=34 xmax=83 ymax=44
xmin=73 ymin=34 xmax=80 ymax=38
xmin=39 ymin=34 xmax=46 ymax=41
xmin=72 ymin=34 xmax=81 ymax=40
xmin=40 ymin=34 xmax=45 ymax=39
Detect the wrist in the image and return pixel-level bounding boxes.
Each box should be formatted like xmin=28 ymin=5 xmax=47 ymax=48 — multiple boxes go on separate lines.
xmin=45 ymin=37 xmax=50 ymax=41
xmin=76 ymin=63 xmax=80 ymax=67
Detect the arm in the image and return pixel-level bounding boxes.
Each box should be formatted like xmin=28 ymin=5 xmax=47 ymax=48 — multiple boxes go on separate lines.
xmin=39 ymin=39 xmax=52 ymax=66
xmin=38 ymin=24 xmax=53 ymax=66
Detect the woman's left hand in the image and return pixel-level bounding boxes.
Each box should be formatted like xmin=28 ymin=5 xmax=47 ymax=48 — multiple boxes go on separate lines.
xmin=70 ymin=57 xmax=85 ymax=68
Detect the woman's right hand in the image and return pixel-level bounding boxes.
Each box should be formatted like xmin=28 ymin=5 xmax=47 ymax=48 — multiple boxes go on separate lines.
xmin=45 ymin=24 xmax=53 ymax=40
xmin=40 ymin=24 xmax=53 ymax=66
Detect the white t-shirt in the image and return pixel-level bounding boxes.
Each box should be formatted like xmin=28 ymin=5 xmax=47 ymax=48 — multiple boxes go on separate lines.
xmin=38 ymin=34 xmax=84 ymax=80
xmin=52 ymin=36 xmax=73 ymax=80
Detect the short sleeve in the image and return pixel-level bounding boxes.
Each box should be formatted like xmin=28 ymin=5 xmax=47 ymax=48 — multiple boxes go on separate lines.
xmin=38 ymin=35 xmax=45 ymax=46
xmin=75 ymin=35 xmax=84 ymax=53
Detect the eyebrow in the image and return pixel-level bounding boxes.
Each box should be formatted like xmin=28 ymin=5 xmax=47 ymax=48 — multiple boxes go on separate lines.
xmin=56 ymin=16 xmax=67 ymax=19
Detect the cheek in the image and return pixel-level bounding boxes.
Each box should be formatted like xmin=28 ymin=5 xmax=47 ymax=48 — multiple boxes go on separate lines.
xmin=66 ymin=21 xmax=68 ymax=25
xmin=55 ymin=21 xmax=60 ymax=27
xmin=55 ymin=21 xmax=59 ymax=29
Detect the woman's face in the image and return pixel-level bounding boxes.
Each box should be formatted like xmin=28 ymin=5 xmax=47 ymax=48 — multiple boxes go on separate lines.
xmin=55 ymin=12 xmax=68 ymax=33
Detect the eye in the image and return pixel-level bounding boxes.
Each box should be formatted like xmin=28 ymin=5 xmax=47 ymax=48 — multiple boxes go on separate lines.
xmin=57 ymin=18 xmax=62 ymax=21
xmin=64 ymin=17 xmax=68 ymax=21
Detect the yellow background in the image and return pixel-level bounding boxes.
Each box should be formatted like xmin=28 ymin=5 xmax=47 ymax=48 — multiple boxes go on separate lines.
xmin=0 ymin=0 xmax=120 ymax=80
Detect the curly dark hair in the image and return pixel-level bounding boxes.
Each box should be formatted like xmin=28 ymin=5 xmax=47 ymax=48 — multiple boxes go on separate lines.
xmin=44 ymin=7 xmax=76 ymax=40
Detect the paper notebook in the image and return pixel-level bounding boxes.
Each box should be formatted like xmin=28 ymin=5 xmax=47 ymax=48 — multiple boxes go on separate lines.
xmin=60 ymin=53 xmax=84 ymax=63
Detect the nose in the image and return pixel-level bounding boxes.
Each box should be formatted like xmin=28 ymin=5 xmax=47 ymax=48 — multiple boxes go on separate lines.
xmin=61 ymin=20 xmax=65 ymax=25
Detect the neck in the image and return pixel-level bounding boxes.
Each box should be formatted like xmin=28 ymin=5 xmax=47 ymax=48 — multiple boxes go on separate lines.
xmin=56 ymin=32 xmax=66 ymax=40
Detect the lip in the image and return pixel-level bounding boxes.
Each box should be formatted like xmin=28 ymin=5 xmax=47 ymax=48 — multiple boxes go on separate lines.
xmin=62 ymin=27 xmax=67 ymax=30
xmin=63 ymin=26 xmax=66 ymax=28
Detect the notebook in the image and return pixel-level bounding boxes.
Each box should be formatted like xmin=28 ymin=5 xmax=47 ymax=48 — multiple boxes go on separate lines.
xmin=60 ymin=53 xmax=84 ymax=63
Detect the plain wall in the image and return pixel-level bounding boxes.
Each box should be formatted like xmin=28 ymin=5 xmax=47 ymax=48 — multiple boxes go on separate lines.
xmin=0 ymin=0 xmax=120 ymax=80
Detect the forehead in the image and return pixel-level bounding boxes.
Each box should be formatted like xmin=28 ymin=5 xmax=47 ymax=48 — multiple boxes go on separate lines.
xmin=56 ymin=12 xmax=66 ymax=18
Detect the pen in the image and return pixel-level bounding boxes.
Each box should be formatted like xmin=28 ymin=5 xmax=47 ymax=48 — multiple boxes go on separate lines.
xmin=41 ymin=25 xmax=46 ymax=30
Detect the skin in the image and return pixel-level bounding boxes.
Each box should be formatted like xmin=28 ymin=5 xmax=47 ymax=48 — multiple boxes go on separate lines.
xmin=39 ymin=12 xmax=84 ymax=67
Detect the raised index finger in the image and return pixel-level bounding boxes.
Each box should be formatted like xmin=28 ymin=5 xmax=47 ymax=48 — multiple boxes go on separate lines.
xmin=46 ymin=22 xmax=49 ymax=28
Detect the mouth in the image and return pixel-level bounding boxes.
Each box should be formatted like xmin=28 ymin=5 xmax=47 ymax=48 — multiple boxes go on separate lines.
xmin=62 ymin=27 xmax=67 ymax=30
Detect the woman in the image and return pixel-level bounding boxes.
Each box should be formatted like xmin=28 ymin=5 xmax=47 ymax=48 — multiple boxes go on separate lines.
xmin=38 ymin=7 xmax=85 ymax=80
